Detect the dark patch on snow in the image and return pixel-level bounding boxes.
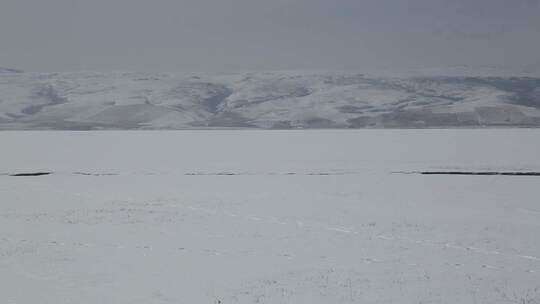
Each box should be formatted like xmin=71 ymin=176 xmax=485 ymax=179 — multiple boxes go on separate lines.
xmin=73 ymin=172 xmax=119 ymax=176
xmin=405 ymin=171 xmax=540 ymax=176
xmin=185 ymin=172 xmax=239 ymax=176
xmin=5 ymin=172 xmax=121 ymax=177
xmin=10 ymin=172 xmax=53 ymax=177
xmin=183 ymin=172 xmax=352 ymax=176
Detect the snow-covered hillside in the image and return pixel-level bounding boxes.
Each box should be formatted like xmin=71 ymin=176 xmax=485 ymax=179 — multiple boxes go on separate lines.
xmin=1 ymin=69 xmax=540 ymax=129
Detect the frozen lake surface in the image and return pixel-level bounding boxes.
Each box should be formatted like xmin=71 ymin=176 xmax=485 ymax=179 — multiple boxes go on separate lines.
xmin=1 ymin=130 xmax=540 ymax=303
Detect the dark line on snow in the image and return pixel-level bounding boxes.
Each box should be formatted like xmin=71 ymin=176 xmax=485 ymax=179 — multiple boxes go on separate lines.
xmin=9 ymin=172 xmax=53 ymax=177
xmin=9 ymin=171 xmax=538 ymax=178
xmin=73 ymin=172 xmax=119 ymax=176
xmin=407 ymin=171 xmax=540 ymax=176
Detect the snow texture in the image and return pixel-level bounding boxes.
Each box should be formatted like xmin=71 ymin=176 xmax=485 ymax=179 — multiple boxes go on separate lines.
xmin=1 ymin=129 xmax=539 ymax=303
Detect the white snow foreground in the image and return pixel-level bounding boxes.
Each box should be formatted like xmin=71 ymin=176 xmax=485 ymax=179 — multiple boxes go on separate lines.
xmin=0 ymin=70 xmax=540 ymax=129
xmin=1 ymin=130 xmax=539 ymax=303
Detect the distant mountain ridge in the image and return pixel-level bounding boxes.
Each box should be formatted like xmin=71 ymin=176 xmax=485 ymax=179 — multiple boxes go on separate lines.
xmin=0 ymin=70 xmax=539 ymax=129
xmin=0 ymin=67 xmax=24 ymax=74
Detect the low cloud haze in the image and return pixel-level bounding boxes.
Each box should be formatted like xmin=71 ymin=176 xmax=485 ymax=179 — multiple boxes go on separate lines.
xmin=1 ymin=0 xmax=539 ymax=72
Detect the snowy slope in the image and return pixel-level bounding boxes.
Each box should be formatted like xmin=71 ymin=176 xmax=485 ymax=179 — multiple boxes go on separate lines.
xmin=1 ymin=70 xmax=539 ymax=129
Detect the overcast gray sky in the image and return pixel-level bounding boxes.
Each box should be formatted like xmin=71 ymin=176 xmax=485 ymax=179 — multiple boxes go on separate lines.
xmin=1 ymin=0 xmax=539 ymax=72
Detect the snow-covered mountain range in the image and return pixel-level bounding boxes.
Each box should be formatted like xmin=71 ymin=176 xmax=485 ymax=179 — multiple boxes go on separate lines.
xmin=1 ymin=69 xmax=539 ymax=129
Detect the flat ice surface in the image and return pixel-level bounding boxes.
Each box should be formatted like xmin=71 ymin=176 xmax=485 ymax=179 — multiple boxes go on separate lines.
xmin=1 ymin=130 xmax=539 ymax=303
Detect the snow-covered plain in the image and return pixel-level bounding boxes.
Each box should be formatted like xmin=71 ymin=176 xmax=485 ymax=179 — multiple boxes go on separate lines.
xmin=1 ymin=130 xmax=540 ymax=303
